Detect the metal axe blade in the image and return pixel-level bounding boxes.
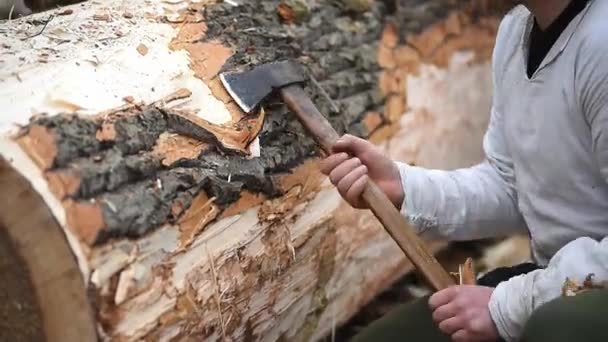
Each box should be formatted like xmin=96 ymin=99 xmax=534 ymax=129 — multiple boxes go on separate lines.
xmin=219 ymin=60 xmax=308 ymax=114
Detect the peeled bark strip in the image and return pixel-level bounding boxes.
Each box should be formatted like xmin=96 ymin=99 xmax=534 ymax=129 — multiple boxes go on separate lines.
xmin=0 ymin=0 xmax=512 ymax=341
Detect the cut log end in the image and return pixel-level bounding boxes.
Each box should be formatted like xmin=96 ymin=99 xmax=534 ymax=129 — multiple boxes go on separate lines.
xmin=0 ymin=158 xmax=97 ymax=342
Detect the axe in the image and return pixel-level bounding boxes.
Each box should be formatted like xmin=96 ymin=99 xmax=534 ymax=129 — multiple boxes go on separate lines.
xmin=220 ymin=60 xmax=455 ymax=290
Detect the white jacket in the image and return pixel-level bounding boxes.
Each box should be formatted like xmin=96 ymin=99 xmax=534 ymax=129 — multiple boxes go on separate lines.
xmin=396 ymin=2 xmax=608 ymax=341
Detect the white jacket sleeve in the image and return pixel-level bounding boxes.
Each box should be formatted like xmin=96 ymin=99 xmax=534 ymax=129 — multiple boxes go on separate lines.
xmin=488 ymin=29 xmax=608 ymax=342
xmin=395 ymin=15 xmax=527 ymax=241
xmin=489 ymin=237 xmax=608 ymax=341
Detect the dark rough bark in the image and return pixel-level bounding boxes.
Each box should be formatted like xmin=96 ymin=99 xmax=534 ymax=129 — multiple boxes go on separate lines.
xmin=19 ymin=0 xmax=509 ymax=245
xmin=35 ymin=114 xmax=102 ymax=168
xmin=203 ymin=0 xmax=389 ymax=129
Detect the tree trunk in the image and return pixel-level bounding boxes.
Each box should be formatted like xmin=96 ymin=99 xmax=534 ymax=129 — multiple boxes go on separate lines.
xmin=0 ymin=0 xmax=511 ymax=341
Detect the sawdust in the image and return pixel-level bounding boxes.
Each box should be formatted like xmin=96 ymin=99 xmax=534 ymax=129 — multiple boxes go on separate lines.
xmin=562 ymin=274 xmax=607 ymax=297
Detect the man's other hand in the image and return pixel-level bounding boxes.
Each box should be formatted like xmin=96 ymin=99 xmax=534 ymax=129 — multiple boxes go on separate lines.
xmin=429 ymin=285 xmax=499 ymax=342
xmin=320 ymin=134 xmax=404 ymax=209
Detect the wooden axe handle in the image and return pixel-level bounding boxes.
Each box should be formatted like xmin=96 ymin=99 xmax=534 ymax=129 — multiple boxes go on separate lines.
xmin=280 ymin=84 xmax=455 ymax=291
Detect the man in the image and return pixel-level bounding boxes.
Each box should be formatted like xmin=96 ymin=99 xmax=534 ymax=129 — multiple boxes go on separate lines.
xmin=321 ymin=0 xmax=608 ymax=341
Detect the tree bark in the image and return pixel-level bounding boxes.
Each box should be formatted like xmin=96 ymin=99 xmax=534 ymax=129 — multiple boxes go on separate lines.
xmin=0 ymin=0 xmax=512 ymax=340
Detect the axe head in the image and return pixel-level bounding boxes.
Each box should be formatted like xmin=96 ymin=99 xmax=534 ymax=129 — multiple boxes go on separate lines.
xmin=220 ymin=60 xmax=308 ymax=114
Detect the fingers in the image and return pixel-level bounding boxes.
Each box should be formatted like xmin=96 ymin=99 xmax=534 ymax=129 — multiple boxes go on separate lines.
xmin=329 ymin=158 xmax=361 ymax=185
xmin=320 ymin=152 xmax=349 ymax=175
xmin=342 ymin=171 xmax=368 ymax=205
xmin=429 ymin=286 xmax=458 ymax=310
xmin=332 ymin=134 xmax=372 ymax=157
xmin=438 ymin=316 xmax=464 ymax=335
xmin=431 ymin=302 xmax=456 ymax=323
xmin=337 ymin=164 xmax=367 ymax=191
xmin=320 ymin=152 xmax=368 ymax=207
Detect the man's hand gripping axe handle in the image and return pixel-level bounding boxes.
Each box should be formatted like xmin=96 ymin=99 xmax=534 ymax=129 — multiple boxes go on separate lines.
xmin=281 ymin=84 xmax=456 ymax=291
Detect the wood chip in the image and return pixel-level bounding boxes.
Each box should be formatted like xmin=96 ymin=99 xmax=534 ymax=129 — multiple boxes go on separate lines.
xmin=277 ymin=1 xmax=308 ymax=24
xmin=458 ymin=258 xmax=477 ymax=285
xmin=58 ymin=9 xmax=74 ymax=16
xmin=137 ymin=43 xmax=149 ymax=56
xmin=277 ymin=3 xmax=295 ymax=24
xmin=93 ymin=13 xmax=111 ymax=21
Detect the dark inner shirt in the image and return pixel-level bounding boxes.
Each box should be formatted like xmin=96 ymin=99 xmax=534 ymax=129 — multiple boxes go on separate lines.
xmin=527 ymin=0 xmax=590 ymax=78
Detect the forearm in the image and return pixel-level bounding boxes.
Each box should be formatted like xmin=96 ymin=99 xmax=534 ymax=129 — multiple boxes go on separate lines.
xmin=489 ymin=236 xmax=608 ymax=341
xmin=397 ymin=160 xmax=526 ymax=241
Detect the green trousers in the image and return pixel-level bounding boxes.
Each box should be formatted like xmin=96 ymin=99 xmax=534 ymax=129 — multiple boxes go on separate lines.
xmin=351 ymin=289 xmax=608 ymax=342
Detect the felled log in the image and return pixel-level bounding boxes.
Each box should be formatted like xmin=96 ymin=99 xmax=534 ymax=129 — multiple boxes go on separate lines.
xmin=0 ymin=0 xmax=511 ymax=341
